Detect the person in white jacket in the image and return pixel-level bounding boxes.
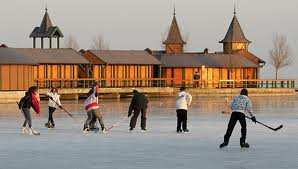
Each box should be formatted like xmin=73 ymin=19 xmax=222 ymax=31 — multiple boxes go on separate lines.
xmin=176 ymin=87 xmax=192 ymax=133
xmin=45 ymin=88 xmax=62 ymax=128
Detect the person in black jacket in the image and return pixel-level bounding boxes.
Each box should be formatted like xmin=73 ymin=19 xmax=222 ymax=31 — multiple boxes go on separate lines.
xmin=128 ymin=90 xmax=149 ymax=131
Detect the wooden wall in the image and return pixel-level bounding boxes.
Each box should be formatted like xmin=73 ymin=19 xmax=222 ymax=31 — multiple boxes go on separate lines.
xmin=162 ymin=67 xmax=259 ymax=87
xmin=223 ymin=42 xmax=249 ymax=53
xmin=165 ymin=44 xmax=184 ymax=54
xmin=35 ymin=64 xmax=78 ymax=80
xmin=34 ymin=64 xmax=79 ymax=88
xmin=0 ymin=65 xmax=35 ymax=91
xmin=93 ymin=64 xmax=154 ymax=87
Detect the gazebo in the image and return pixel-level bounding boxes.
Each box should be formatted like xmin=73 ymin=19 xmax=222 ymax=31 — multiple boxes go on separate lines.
xmin=29 ymin=8 xmax=64 ymax=48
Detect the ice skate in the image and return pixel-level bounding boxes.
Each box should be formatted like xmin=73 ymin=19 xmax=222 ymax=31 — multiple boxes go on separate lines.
xmin=176 ymin=130 xmax=182 ymax=133
xmin=219 ymin=142 xmax=228 ymax=149
xmin=183 ymin=129 xmax=190 ymax=133
xmin=30 ymin=128 xmax=40 ymax=135
xmin=83 ymin=128 xmax=90 ymax=134
xmin=45 ymin=122 xmax=49 ymax=128
xmin=102 ymin=128 xmax=107 ymax=134
xmin=27 ymin=128 xmax=33 ymax=135
xmin=21 ymin=127 xmax=28 ymax=134
xmin=240 ymin=142 xmax=250 ymax=148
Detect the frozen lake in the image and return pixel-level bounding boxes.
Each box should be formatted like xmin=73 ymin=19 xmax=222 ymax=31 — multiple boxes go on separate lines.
xmin=0 ymin=95 xmax=298 ymax=169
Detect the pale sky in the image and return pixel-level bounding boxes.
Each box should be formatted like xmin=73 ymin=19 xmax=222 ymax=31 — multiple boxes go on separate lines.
xmin=0 ymin=0 xmax=297 ymax=79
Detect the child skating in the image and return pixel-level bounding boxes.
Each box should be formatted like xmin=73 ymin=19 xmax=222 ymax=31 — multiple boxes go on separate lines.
xmin=175 ymin=87 xmax=192 ymax=133
xmin=45 ymin=88 xmax=62 ymax=128
xmin=18 ymin=86 xmax=41 ymax=135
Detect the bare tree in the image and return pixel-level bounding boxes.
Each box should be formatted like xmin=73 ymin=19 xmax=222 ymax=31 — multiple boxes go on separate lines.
xmin=90 ymin=35 xmax=109 ymax=50
xmin=64 ymin=34 xmax=79 ymax=51
xmin=269 ymin=34 xmax=292 ymax=80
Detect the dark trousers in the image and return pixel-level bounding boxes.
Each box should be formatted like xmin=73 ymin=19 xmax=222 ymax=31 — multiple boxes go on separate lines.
xmin=48 ymin=107 xmax=56 ymax=125
xmin=22 ymin=108 xmax=32 ymax=128
xmin=129 ymin=108 xmax=147 ymax=130
xmin=84 ymin=109 xmax=105 ymax=130
xmin=176 ymin=109 xmax=188 ymax=131
xmin=84 ymin=110 xmax=94 ymax=130
xmin=224 ymin=111 xmax=247 ymax=144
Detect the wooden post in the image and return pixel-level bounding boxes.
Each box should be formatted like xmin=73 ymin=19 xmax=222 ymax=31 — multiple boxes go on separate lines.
xmin=33 ymin=38 xmax=36 ymax=48
xmin=57 ymin=37 xmax=60 ymax=49
xmin=41 ymin=37 xmax=44 ymax=48
xmin=49 ymin=38 xmax=52 ymax=48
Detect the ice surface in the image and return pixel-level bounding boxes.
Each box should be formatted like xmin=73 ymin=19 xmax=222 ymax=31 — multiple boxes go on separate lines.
xmin=0 ymin=96 xmax=297 ymax=169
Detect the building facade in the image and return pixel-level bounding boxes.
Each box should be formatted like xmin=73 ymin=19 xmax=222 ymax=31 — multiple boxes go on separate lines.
xmin=0 ymin=8 xmax=268 ymax=91
xmin=152 ymin=10 xmax=265 ymax=88
xmin=83 ymin=50 xmax=161 ymax=87
xmin=0 ymin=48 xmax=37 ymax=90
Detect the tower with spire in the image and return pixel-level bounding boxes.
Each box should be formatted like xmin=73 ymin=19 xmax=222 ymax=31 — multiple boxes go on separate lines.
xmin=30 ymin=8 xmax=64 ymax=48
xmin=163 ymin=8 xmax=186 ymax=54
xmin=220 ymin=7 xmax=251 ymax=54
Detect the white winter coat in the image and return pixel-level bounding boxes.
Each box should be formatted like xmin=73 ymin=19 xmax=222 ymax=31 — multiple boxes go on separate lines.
xmin=176 ymin=91 xmax=192 ymax=110
xmin=47 ymin=92 xmax=61 ymax=108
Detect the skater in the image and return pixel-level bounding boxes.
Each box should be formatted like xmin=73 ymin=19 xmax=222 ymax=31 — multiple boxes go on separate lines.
xmin=83 ymin=83 xmax=106 ymax=133
xmin=18 ymin=86 xmax=40 ymax=135
xmin=128 ymin=90 xmax=148 ymax=132
xmin=176 ymin=87 xmax=192 ymax=133
xmin=219 ymin=88 xmax=257 ymax=148
xmin=45 ymin=88 xmax=62 ymax=128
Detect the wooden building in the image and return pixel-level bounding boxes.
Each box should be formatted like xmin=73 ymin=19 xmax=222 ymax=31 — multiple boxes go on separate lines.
xmin=152 ymin=10 xmax=265 ymax=88
xmin=0 ymin=48 xmax=89 ymax=90
xmin=15 ymin=48 xmax=89 ymax=88
xmin=83 ymin=50 xmax=161 ymax=87
xmin=0 ymin=48 xmax=38 ymax=90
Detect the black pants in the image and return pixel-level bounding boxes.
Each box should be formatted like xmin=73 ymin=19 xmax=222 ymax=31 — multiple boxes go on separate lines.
xmin=224 ymin=111 xmax=247 ymax=144
xmin=48 ymin=107 xmax=56 ymax=126
xmin=129 ymin=108 xmax=147 ymax=130
xmin=176 ymin=109 xmax=188 ymax=131
xmin=22 ymin=108 xmax=32 ymax=128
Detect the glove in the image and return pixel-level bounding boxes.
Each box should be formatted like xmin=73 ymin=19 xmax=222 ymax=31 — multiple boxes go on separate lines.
xmin=251 ymin=116 xmax=257 ymax=123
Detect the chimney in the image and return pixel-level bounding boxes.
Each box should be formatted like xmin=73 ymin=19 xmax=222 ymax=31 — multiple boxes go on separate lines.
xmin=0 ymin=44 xmax=8 ymax=48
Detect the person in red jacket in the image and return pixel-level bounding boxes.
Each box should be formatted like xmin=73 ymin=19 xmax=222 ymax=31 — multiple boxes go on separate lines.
xmin=18 ymin=86 xmax=40 ymax=135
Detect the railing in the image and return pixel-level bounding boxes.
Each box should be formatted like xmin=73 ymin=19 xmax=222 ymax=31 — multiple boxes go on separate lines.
xmin=35 ymin=78 xmax=296 ymax=89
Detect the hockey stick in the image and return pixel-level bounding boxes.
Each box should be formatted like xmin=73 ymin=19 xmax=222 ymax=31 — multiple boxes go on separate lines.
xmin=245 ymin=115 xmax=283 ymax=131
xmin=49 ymin=97 xmax=74 ymax=118
xmin=107 ymin=116 xmax=128 ymax=131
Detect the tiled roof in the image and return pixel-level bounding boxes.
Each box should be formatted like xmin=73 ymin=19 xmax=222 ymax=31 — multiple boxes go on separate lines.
xmin=30 ymin=9 xmax=63 ymax=38
xmin=220 ymin=15 xmax=250 ymax=43
xmin=88 ymin=50 xmax=161 ymax=65
xmin=163 ymin=15 xmax=186 ymax=44
xmin=156 ymin=52 xmax=261 ymax=68
xmin=15 ymin=48 xmax=89 ymax=64
xmin=0 ymin=48 xmax=38 ymax=65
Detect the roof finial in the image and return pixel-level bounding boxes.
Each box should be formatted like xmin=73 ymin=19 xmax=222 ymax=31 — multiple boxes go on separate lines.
xmin=173 ymin=4 xmax=176 ymax=16
xmin=45 ymin=1 xmax=48 ymax=12
xmin=233 ymin=0 xmax=237 ymax=15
